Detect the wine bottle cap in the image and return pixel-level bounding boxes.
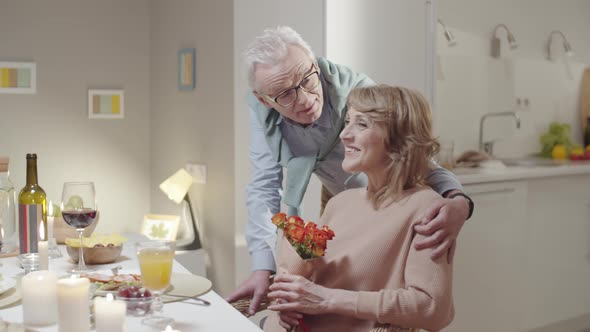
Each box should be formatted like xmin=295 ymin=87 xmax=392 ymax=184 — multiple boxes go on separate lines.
xmin=26 ymin=153 xmax=37 ymax=159
xmin=0 ymin=156 xmax=7 ymax=172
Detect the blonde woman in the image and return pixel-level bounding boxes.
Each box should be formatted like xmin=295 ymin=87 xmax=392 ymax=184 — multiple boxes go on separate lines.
xmin=264 ymin=85 xmax=454 ymax=332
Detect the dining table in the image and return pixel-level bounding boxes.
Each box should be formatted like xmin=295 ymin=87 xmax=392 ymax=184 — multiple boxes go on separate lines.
xmin=0 ymin=234 xmax=263 ymax=332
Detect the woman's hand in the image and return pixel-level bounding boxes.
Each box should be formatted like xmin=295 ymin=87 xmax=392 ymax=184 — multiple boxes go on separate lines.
xmin=267 ymin=273 xmax=332 ymax=315
xmin=275 ymin=298 xmax=303 ymax=330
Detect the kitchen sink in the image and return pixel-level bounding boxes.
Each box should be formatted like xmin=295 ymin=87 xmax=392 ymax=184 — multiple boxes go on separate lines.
xmin=499 ymin=157 xmax=568 ymax=167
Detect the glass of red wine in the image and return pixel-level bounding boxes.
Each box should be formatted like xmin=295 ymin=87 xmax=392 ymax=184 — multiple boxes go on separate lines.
xmin=60 ymin=181 xmax=97 ymax=274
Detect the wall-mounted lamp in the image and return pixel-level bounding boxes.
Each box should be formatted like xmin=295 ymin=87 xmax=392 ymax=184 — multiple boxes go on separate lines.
xmin=491 ymin=23 xmax=518 ymax=58
xmin=437 ymin=19 xmax=457 ymax=47
xmin=547 ymin=30 xmax=574 ymax=61
xmin=159 ymin=168 xmax=204 ymax=250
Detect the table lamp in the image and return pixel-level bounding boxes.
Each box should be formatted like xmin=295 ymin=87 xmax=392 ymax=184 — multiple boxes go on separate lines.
xmin=159 ymin=168 xmax=202 ymax=250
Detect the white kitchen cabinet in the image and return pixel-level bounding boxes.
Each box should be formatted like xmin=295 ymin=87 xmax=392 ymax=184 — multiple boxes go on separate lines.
xmin=448 ymin=181 xmax=528 ymax=332
xmin=450 ymin=175 xmax=590 ymax=331
xmin=523 ymin=175 xmax=590 ymax=330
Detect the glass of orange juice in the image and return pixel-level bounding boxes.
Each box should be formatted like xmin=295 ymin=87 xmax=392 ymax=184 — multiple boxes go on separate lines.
xmin=136 ymin=240 xmax=175 ymax=327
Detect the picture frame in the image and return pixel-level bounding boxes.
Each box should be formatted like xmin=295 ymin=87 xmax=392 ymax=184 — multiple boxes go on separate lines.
xmin=141 ymin=214 xmax=180 ymax=241
xmin=178 ymin=48 xmax=196 ymax=91
xmin=0 ymin=61 xmax=36 ymax=94
xmin=88 ymin=89 xmax=124 ymax=119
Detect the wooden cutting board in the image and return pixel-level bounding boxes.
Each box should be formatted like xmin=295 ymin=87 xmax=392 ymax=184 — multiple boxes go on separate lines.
xmin=581 ymin=68 xmax=590 ymax=131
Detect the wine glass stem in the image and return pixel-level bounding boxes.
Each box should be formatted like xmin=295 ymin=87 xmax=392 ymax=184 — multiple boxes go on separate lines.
xmin=77 ymin=229 xmax=87 ymax=271
xmin=152 ymin=292 xmax=164 ymax=314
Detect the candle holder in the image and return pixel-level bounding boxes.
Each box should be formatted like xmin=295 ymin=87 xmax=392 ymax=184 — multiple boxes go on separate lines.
xmin=48 ymin=238 xmax=62 ymax=258
xmin=19 ymin=253 xmax=40 ymax=274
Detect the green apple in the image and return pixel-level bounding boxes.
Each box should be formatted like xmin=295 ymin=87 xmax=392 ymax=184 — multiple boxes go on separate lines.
xmin=65 ymin=195 xmax=84 ymax=210
xmin=51 ymin=203 xmax=61 ymax=217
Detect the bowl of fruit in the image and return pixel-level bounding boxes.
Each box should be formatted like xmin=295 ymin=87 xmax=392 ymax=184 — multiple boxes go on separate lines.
xmin=65 ymin=234 xmax=127 ymax=265
xmin=116 ymin=285 xmax=153 ymax=316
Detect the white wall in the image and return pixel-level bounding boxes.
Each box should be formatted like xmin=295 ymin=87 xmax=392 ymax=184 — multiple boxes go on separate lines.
xmin=326 ymin=0 xmax=432 ymax=96
xmin=437 ymin=0 xmax=590 ymax=158
xmin=233 ymin=0 xmax=325 ymax=286
xmin=0 ymin=0 xmax=151 ymax=234
xmin=149 ymin=0 xmax=235 ymax=296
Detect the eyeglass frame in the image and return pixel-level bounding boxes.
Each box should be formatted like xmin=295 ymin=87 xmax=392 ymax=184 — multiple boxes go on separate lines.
xmin=260 ymin=64 xmax=321 ymax=107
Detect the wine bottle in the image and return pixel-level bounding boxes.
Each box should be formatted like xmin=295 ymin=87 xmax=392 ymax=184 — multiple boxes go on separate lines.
xmin=18 ymin=153 xmax=47 ymax=254
xmin=0 ymin=157 xmax=18 ymax=253
xmin=584 ymin=118 xmax=590 ymax=148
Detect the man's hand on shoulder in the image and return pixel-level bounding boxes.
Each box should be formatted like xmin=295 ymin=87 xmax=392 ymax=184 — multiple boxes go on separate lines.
xmin=226 ymin=270 xmax=272 ymax=316
xmin=413 ymin=190 xmax=472 ymax=263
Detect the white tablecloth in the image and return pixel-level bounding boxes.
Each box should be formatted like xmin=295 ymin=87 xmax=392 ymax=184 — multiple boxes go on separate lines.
xmin=0 ymin=235 xmax=262 ymax=332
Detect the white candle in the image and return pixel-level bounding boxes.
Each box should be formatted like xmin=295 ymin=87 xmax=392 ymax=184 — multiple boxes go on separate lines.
xmin=161 ymin=325 xmax=182 ymax=332
xmin=38 ymin=240 xmax=48 ymax=269
xmin=21 ymin=270 xmax=58 ymax=326
xmin=47 ymin=216 xmax=54 ymax=241
xmin=57 ymin=277 xmax=90 ymax=332
xmin=47 ymin=201 xmax=54 ymax=240
xmin=94 ymin=293 xmax=126 ymax=332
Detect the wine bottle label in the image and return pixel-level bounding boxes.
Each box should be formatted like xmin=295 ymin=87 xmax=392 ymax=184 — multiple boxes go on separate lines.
xmin=18 ymin=204 xmax=42 ymax=254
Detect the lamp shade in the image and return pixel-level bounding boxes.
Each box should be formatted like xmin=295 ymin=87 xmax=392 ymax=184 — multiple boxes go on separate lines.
xmin=159 ymin=169 xmax=194 ymax=204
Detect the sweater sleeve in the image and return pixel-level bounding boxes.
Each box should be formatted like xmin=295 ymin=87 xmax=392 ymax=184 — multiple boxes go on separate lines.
xmin=352 ymin=232 xmax=454 ymax=331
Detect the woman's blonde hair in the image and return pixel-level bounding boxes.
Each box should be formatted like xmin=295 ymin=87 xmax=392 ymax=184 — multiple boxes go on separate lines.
xmin=346 ymin=85 xmax=440 ymax=209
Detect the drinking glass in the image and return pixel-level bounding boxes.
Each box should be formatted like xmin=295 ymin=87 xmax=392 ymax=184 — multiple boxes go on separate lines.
xmin=436 ymin=140 xmax=455 ymax=170
xmin=60 ymin=182 xmax=97 ymax=274
xmin=136 ymin=240 xmax=175 ymax=328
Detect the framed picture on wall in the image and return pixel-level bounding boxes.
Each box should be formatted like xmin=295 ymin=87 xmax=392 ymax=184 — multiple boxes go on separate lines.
xmin=88 ymin=89 xmax=124 ymax=119
xmin=0 ymin=61 xmax=36 ymax=94
xmin=178 ymin=48 xmax=196 ymax=91
xmin=141 ymin=214 xmax=180 ymax=241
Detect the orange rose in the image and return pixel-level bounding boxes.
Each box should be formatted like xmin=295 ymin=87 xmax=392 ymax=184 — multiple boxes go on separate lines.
xmin=287 ymin=223 xmax=305 ymax=244
xmin=312 ymin=231 xmax=328 ymax=249
xmin=304 ymin=221 xmax=317 ymax=229
xmin=322 ymin=225 xmax=335 ymax=240
xmin=311 ymin=244 xmax=325 ymax=257
xmin=271 ymin=213 xmax=287 ymax=228
xmin=303 ymin=222 xmax=317 ymax=244
xmin=287 ymin=216 xmax=304 ymax=227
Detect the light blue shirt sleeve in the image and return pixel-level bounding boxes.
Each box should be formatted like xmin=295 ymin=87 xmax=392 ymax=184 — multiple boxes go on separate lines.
xmin=245 ymin=107 xmax=282 ymax=272
xmin=426 ymin=161 xmax=464 ymax=195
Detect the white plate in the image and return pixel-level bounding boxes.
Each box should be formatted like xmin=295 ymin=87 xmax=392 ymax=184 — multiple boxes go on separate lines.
xmin=161 ymin=273 xmax=212 ymax=302
xmin=88 ymin=270 xmax=212 ymax=302
xmin=0 ymin=277 xmax=16 ymax=296
xmin=0 ymin=279 xmax=20 ymax=309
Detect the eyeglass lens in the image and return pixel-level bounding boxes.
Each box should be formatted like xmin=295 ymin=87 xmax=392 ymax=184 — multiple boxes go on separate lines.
xmin=275 ymin=71 xmax=320 ymax=107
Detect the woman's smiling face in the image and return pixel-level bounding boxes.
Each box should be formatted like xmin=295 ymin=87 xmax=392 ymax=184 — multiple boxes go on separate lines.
xmin=339 ymin=108 xmax=389 ymax=175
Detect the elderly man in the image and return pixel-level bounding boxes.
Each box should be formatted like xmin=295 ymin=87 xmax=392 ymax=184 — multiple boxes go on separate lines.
xmin=227 ymin=26 xmax=474 ymax=315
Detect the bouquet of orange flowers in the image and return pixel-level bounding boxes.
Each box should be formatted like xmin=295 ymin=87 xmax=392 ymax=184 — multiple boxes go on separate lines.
xmin=271 ymin=213 xmax=335 ymax=259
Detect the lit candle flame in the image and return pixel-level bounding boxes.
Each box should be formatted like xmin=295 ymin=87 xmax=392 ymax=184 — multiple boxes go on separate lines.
xmin=106 ymin=293 xmax=114 ymax=301
xmin=165 ymin=326 xmax=173 ymax=332
xmin=39 ymin=221 xmax=46 ymax=241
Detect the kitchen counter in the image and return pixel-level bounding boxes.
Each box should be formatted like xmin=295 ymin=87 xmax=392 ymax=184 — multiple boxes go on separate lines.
xmin=453 ymin=160 xmax=590 ymax=185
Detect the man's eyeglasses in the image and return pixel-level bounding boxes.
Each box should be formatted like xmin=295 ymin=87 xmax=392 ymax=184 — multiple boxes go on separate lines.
xmin=264 ymin=67 xmax=320 ymax=107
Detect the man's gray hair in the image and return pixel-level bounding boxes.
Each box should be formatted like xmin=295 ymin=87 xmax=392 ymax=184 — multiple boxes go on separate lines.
xmin=244 ymin=26 xmax=315 ymax=89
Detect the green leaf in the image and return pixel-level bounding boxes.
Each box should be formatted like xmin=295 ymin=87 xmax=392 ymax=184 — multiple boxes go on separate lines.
xmin=149 ymin=223 xmax=169 ymax=239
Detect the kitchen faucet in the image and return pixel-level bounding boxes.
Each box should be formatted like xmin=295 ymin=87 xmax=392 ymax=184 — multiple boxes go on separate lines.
xmin=479 ymin=111 xmax=521 ymax=157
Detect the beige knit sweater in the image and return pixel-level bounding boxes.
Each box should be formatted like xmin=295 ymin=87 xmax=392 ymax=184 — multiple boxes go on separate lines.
xmin=264 ymin=187 xmax=454 ymax=332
